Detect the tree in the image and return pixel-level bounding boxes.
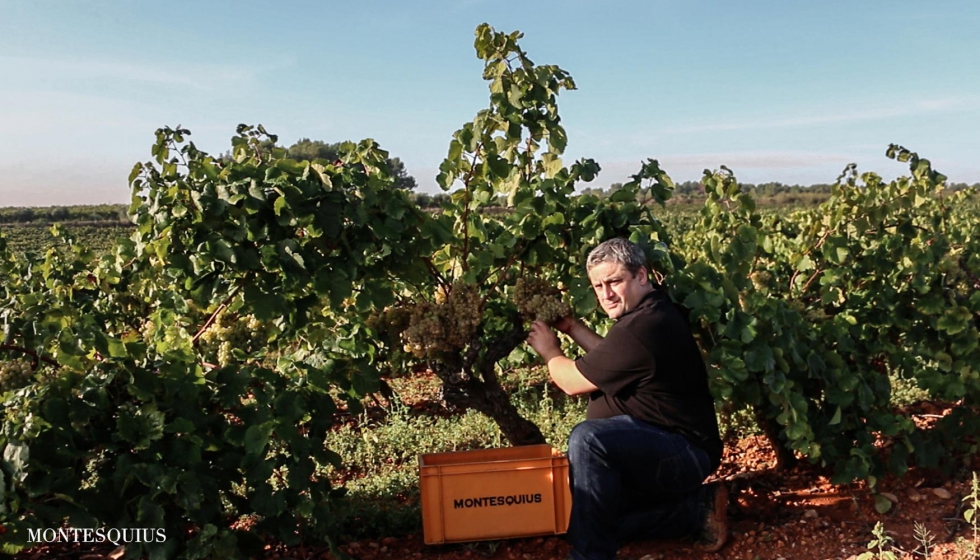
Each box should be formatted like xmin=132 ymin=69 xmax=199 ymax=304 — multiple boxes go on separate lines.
xmin=285 ymin=138 xmax=417 ymax=191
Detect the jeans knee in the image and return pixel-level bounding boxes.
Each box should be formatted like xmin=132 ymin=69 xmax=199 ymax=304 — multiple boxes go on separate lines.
xmin=568 ymin=421 xmax=602 ymax=462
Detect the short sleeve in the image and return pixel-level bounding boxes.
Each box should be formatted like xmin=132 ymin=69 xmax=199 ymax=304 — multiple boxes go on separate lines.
xmin=575 ymin=324 xmax=656 ymax=397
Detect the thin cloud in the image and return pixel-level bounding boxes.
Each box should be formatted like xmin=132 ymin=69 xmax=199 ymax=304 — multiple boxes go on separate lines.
xmin=0 ymin=55 xmax=261 ymax=91
xmin=0 ymin=91 xmax=160 ymax=130
xmin=661 ymin=97 xmax=975 ymax=134
xmin=657 ymin=151 xmax=851 ymax=169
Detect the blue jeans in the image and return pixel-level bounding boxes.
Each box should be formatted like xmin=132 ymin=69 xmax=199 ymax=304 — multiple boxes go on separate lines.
xmin=566 ymin=415 xmax=712 ymax=560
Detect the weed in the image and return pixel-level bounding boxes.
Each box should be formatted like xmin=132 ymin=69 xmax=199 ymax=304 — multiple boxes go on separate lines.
xmin=462 ymin=540 xmax=501 ymax=558
xmin=962 ymin=472 xmax=980 ymax=559
xmin=717 ymin=404 xmax=762 ymax=441
xmin=857 ymin=521 xmax=898 ymax=560
xmin=912 ymin=521 xmax=935 ymax=559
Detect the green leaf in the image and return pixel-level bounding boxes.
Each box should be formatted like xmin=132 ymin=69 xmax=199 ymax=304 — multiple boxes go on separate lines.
xmin=273 ymin=195 xmax=289 ymax=217
xmin=244 ymin=423 xmax=274 ymax=456
xmin=874 ymin=494 xmax=893 ymax=514
xmin=106 ymin=336 xmax=128 ymax=359
xmin=829 ymin=406 xmax=842 ymax=425
xmin=794 ymin=255 xmax=814 ymax=272
xmin=542 ymin=153 xmax=563 ymax=178
xmin=307 ymin=360 xmax=336 ymax=392
xmin=542 ymin=212 xmax=565 ymax=227
xmin=937 ymin=306 xmax=972 ymax=335
xmin=610 ymin=188 xmax=635 ymax=203
xmin=117 ymin=406 xmax=166 ymax=450
xmin=251 ymin=483 xmax=286 ymax=517
xmin=137 ymin=495 xmax=165 ymax=527
xmin=244 ymin=283 xmax=289 ymax=321
xmin=549 ymin=125 xmax=568 ymax=154
xmin=746 ymin=345 xmax=776 ymax=373
xmin=211 ymin=238 xmax=237 ymax=265
xmin=486 ymin=154 xmax=511 ymax=179
xmin=2 ymin=442 xmax=29 ymax=482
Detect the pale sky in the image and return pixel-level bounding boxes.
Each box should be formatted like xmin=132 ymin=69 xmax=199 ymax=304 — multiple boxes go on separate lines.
xmin=2 ymin=1 xmax=978 ymax=206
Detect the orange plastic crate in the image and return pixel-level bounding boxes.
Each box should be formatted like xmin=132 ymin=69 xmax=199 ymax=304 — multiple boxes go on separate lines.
xmin=419 ymin=444 xmax=572 ymax=544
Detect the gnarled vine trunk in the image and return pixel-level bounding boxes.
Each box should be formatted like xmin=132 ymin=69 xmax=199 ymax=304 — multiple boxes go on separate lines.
xmin=434 ymin=318 xmax=546 ymax=446
xmin=755 ymin=407 xmax=798 ymax=471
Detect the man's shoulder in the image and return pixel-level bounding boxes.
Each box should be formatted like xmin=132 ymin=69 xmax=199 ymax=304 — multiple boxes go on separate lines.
xmin=622 ymin=290 xmax=678 ymax=325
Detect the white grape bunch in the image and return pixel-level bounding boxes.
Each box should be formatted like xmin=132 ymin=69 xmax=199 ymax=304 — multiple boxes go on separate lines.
xmin=513 ymin=277 xmax=572 ymax=326
xmin=398 ymin=282 xmax=483 ymax=360
xmin=0 ymin=359 xmax=35 ymax=392
xmin=749 ymin=270 xmax=773 ymax=292
xmin=141 ymin=320 xmax=157 ymax=344
xmin=199 ymin=311 xmax=270 ymax=367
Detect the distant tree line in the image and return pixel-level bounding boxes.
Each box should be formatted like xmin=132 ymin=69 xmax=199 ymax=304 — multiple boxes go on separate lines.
xmin=0 ymin=204 xmax=129 ymax=225
xmin=580 ymin=179 xmax=979 ymax=208
xmin=2 ymin=174 xmax=976 ymax=223
xmin=282 ymin=138 xmax=418 ymax=191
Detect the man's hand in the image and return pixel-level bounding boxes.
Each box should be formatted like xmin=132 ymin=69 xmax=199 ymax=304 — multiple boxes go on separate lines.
xmin=527 ymin=320 xmax=562 ymax=361
xmin=552 ymin=315 xmax=576 ymax=335
xmin=551 ymin=316 xmax=605 ymax=354
xmin=527 ymin=320 xmax=598 ymax=396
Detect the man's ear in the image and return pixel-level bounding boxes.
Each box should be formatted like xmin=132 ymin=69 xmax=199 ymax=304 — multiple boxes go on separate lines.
xmin=637 ymin=266 xmax=649 ymax=286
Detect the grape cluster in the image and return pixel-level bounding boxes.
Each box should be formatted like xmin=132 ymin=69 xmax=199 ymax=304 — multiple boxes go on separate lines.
xmin=0 ymin=360 xmax=34 ymax=392
xmin=445 ymin=282 xmax=482 ymax=347
xmin=749 ymin=271 xmax=773 ymax=292
xmin=141 ymin=320 xmax=156 ymax=344
xmin=199 ymin=312 xmax=270 ymax=367
xmin=938 ymin=255 xmax=964 ymax=281
xmin=513 ymin=277 xmax=572 ymax=326
xmin=402 ymin=301 xmax=445 ymax=358
xmin=399 ymin=282 xmax=483 ymax=359
xmin=366 ymin=306 xmax=412 ymax=342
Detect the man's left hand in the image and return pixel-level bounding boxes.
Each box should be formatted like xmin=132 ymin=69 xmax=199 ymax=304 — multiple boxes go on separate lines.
xmin=527 ymin=321 xmax=562 ymax=361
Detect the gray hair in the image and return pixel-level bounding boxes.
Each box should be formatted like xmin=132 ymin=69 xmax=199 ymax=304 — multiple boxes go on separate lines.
xmin=586 ymin=238 xmax=647 ymax=276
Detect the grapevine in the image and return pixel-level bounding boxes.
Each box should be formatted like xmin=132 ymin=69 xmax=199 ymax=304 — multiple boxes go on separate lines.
xmin=0 ymin=117 xmax=430 ymax=558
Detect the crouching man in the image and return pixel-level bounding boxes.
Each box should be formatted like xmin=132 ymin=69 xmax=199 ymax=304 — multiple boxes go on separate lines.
xmin=526 ymin=238 xmax=728 ymax=560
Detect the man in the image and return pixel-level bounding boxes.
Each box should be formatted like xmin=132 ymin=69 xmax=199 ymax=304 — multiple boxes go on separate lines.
xmin=526 ymin=238 xmax=727 ymax=560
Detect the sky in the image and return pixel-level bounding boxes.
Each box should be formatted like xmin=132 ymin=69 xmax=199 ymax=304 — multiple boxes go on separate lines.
xmin=1 ymin=0 xmax=978 ymax=206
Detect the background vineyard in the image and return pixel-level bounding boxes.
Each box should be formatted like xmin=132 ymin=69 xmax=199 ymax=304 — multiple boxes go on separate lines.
xmin=1 ymin=223 xmax=134 ymax=254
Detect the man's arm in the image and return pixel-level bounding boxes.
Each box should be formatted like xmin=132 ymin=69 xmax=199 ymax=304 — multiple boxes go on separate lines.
xmin=555 ymin=317 xmax=604 ymax=353
xmin=527 ymin=321 xmax=598 ymax=396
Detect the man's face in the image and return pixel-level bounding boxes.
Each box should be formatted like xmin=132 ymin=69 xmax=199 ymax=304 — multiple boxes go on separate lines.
xmin=587 ymin=261 xmax=650 ymax=320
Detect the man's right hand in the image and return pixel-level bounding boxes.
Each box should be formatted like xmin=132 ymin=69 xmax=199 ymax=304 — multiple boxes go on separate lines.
xmin=554 ymin=316 xmax=605 ymax=353
xmin=553 ymin=315 xmax=576 ymax=335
